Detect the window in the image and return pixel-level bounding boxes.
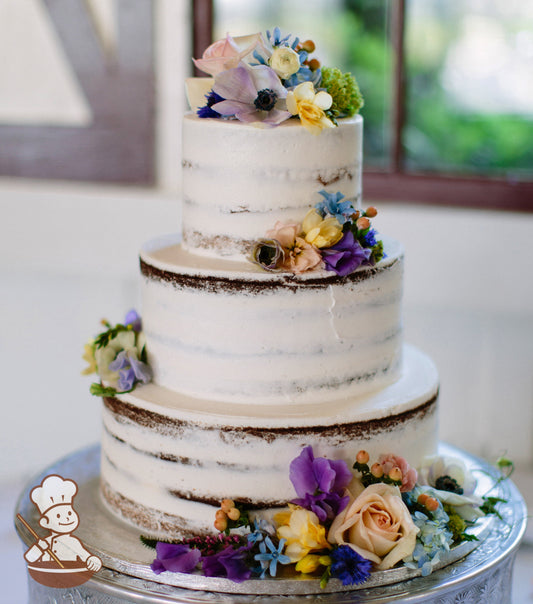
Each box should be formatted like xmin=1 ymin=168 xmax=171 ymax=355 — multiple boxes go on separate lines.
xmin=194 ymin=0 xmax=533 ymax=211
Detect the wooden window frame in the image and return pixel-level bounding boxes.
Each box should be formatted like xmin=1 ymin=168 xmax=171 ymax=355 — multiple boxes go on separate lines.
xmin=192 ymin=0 xmax=533 ymax=212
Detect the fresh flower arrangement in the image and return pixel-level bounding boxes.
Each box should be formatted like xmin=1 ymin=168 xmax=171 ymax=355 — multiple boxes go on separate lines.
xmin=251 ymin=190 xmax=384 ymax=275
xmin=143 ymin=447 xmax=512 ymax=586
xmin=188 ymin=27 xmax=364 ymax=134
xmin=82 ymin=310 xmax=152 ymax=396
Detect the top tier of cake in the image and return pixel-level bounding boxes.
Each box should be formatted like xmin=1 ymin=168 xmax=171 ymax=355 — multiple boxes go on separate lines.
xmin=181 ymin=114 xmax=362 ymax=261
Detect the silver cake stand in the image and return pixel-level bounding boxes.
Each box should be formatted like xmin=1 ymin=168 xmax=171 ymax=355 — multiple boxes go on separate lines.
xmin=15 ymin=444 xmax=527 ymax=603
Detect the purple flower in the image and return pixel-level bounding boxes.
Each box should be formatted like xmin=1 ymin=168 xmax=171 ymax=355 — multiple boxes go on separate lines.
xmin=322 ymin=231 xmax=372 ymax=277
xmin=315 ymin=190 xmax=356 ymax=225
xmin=124 ymin=309 xmax=142 ymax=332
xmin=330 ymin=545 xmax=372 ymax=586
xmin=197 ymin=90 xmax=225 ymax=119
xmin=150 ymin=542 xmax=201 ymax=574
xmin=201 ymin=544 xmax=253 ymax=583
xmin=109 ymin=350 xmax=152 ymax=391
xmin=211 ymin=62 xmax=291 ymax=125
xmin=289 ymin=446 xmax=352 ymax=522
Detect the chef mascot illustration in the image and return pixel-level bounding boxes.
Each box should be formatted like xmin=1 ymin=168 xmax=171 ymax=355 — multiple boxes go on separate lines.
xmin=23 ymin=474 xmax=102 ymax=572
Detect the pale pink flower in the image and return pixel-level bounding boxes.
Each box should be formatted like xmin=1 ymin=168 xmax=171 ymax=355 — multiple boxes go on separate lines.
xmin=378 ymin=454 xmax=418 ymax=493
xmin=266 ymin=222 xmax=322 ymax=274
xmin=193 ymin=33 xmax=264 ymax=76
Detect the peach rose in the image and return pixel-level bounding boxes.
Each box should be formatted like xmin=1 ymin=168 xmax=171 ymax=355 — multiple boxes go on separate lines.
xmin=328 ymin=483 xmax=418 ymax=570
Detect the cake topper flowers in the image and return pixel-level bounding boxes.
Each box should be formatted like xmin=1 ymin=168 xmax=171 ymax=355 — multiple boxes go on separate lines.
xmin=82 ymin=309 xmax=152 ymax=397
xmin=251 ymin=190 xmax=384 ymax=276
xmin=188 ymin=27 xmax=363 ymax=134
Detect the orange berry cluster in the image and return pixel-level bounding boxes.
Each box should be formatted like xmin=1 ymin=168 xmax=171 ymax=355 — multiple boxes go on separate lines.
xmin=353 ymin=450 xmax=403 ymax=488
xmin=296 ymin=39 xmax=320 ymax=71
xmin=214 ymin=499 xmax=241 ymax=532
xmin=350 ymin=206 xmax=378 ymax=231
xmin=416 ymin=492 xmax=439 ymax=513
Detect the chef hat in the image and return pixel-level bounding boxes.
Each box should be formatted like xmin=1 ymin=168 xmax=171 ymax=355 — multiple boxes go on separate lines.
xmin=30 ymin=474 xmax=78 ymax=515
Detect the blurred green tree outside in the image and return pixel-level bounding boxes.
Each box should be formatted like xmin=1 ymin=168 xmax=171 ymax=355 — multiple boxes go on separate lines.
xmin=213 ymin=0 xmax=533 ymax=178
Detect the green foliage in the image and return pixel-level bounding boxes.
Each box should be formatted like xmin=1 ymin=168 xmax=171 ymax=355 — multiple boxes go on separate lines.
xmin=321 ymin=66 xmax=364 ymax=117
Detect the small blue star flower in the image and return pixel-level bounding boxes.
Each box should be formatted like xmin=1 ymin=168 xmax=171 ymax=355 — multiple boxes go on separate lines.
xmin=315 ymin=190 xmax=356 ymax=224
xmin=254 ymin=537 xmax=291 ymax=578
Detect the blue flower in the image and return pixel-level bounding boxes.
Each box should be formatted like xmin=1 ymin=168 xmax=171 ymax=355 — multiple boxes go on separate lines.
xmin=330 ymin=545 xmax=372 ymax=586
xmin=124 ymin=309 xmax=142 ymax=332
xmin=266 ymin=27 xmax=297 ymax=49
xmin=254 ymin=537 xmax=291 ymax=578
xmin=315 ymin=190 xmax=356 ymax=225
xmin=197 ymin=90 xmax=225 ymax=119
xmin=362 ymin=228 xmax=378 ymax=248
xmin=284 ymin=66 xmax=322 ymax=88
xmin=108 ymin=350 xmax=152 ymax=391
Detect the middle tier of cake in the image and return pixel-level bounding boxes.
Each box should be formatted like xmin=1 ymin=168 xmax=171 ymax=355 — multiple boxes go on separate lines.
xmin=139 ymin=235 xmax=404 ymax=406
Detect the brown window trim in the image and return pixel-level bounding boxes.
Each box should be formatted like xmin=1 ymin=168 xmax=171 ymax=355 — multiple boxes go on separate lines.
xmin=193 ymin=0 xmax=533 ymax=212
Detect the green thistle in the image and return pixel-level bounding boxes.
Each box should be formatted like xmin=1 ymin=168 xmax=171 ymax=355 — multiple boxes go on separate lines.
xmin=321 ymin=67 xmax=364 ymax=117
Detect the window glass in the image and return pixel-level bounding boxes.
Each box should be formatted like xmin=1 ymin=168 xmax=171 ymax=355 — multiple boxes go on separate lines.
xmin=405 ymin=0 xmax=533 ymax=179
xmin=212 ymin=0 xmax=393 ymax=168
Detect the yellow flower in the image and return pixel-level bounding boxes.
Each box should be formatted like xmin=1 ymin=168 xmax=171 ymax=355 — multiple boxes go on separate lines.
xmin=295 ymin=554 xmax=323 ymax=574
xmin=286 ymin=81 xmax=334 ymax=135
xmin=275 ymin=505 xmax=331 ymax=563
xmin=302 ymin=209 xmax=343 ymax=248
xmin=81 ymin=340 xmax=97 ymax=375
xmin=269 ymin=46 xmax=301 ymax=79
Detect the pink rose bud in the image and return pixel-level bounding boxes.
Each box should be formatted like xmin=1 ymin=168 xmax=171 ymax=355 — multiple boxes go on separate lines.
xmin=227 ymin=507 xmax=240 ymax=521
xmin=371 ymin=463 xmax=384 ymax=478
xmin=356 ymin=217 xmax=370 ymax=230
xmin=220 ymin=499 xmax=235 ymax=514
xmin=356 ymin=450 xmax=370 ymax=464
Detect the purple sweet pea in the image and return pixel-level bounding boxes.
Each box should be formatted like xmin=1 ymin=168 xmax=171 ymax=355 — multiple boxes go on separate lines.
xmin=109 ymin=350 xmax=152 ymax=391
xmin=150 ymin=542 xmax=201 ymax=574
xmin=201 ymin=544 xmax=253 ymax=583
xmin=124 ymin=309 xmax=142 ymax=332
xmin=289 ymin=446 xmax=352 ymax=521
xmin=211 ymin=62 xmax=291 ymax=125
xmin=322 ymin=230 xmax=372 ymax=277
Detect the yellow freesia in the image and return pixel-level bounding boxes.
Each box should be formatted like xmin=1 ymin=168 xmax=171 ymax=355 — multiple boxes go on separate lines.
xmin=81 ymin=340 xmax=97 ymax=375
xmin=286 ymin=81 xmax=335 ymax=135
xmin=302 ymin=209 xmax=343 ymax=248
xmin=275 ymin=506 xmax=331 ymax=562
xmin=295 ymin=554 xmax=323 ymax=574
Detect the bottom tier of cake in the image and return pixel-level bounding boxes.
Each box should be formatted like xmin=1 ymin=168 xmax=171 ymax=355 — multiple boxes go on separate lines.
xmin=100 ymin=345 xmax=438 ymax=538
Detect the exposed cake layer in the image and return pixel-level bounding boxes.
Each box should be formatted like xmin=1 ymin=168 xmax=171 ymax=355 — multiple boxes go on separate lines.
xmin=100 ymin=345 xmax=439 ymax=538
xmin=181 ymin=114 xmax=362 ymax=261
xmin=140 ymin=236 xmax=403 ymax=405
